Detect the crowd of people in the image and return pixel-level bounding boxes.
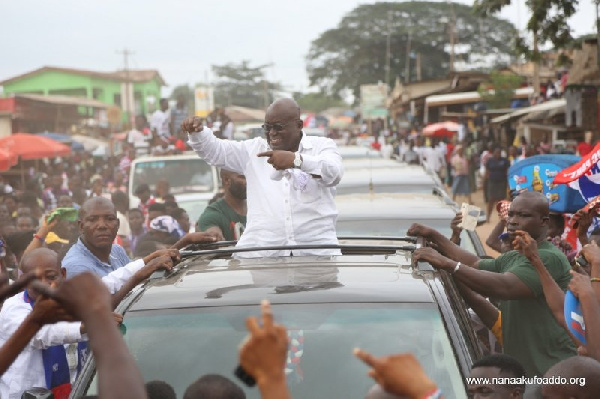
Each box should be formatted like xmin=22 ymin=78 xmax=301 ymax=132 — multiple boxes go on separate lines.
xmin=0 ymin=96 xmax=598 ymax=398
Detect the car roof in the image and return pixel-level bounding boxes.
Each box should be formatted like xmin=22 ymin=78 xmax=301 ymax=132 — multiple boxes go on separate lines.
xmin=335 ymin=193 xmax=455 ymax=219
xmin=127 ymin=253 xmax=435 ymax=312
xmin=339 ymin=146 xmax=383 ymax=159
xmin=131 ymin=151 xmax=200 ymax=163
xmin=342 ymin=158 xmax=403 ymax=169
xmin=338 ymin=167 xmax=436 ymax=186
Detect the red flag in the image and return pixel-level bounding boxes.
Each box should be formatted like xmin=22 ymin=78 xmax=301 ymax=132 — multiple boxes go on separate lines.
xmin=553 ymin=142 xmax=600 ymax=184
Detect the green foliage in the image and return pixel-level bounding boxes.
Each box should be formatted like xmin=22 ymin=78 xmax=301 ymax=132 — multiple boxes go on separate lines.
xmin=474 ymin=0 xmax=578 ymax=59
xmin=293 ymin=92 xmax=347 ymax=113
xmin=478 ymin=71 xmax=523 ymax=109
xmin=211 ymin=61 xmax=280 ymax=109
xmin=306 ymin=1 xmax=517 ymax=99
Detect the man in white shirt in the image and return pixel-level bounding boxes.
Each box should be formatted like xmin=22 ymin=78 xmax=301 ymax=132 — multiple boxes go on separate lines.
xmin=0 ymin=248 xmax=174 ymax=399
xmin=127 ymin=115 xmax=151 ymax=156
xmin=183 ymin=98 xmax=343 ymax=257
xmin=150 ymin=98 xmax=171 ymax=141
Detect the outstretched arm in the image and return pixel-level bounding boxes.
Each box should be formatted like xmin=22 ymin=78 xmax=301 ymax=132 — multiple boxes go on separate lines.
xmin=35 ymin=273 xmax=148 ymax=399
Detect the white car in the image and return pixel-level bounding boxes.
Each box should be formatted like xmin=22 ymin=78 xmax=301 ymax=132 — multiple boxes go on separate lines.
xmin=128 ymin=153 xmax=221 ymax=224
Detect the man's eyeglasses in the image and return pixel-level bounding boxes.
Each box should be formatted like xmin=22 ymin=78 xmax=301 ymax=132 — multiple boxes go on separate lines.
xmin=262 ymin=120 xmax=301 ymax=132
xmin=262 ymin=123 xmax=287 ymax=132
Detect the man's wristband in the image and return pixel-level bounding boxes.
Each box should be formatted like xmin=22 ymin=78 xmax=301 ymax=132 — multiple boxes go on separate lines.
xmin=451 ymin=262 xmax=461 ymax=274
xmin=591 ymin=277 xmax=600 ymax=283
xmin=33 ymin=234 xmax=45 ymax=244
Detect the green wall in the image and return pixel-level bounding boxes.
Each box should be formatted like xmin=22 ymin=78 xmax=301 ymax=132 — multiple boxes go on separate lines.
xmin=2 ymin=70 xmax=164 ymax=117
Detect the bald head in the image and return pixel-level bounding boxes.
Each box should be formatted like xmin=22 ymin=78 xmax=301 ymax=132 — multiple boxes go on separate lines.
xmin=542 ymin=356 xmax=600 ymax=397
xmin=80 ymin=197 xmax=116 ymax=220
xmin=267 ymin=98 xmax=301 ymax=120
xmin=513 ymin=191 xmax=549 ymax=217
xmin=20 ymin=248 xmax=59 ymax=274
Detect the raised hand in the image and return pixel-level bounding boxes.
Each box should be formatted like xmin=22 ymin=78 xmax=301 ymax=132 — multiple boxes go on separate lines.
xmin=30 ymin=273 xmax=111 ymax=321
xmin=257 ymin=150 xmax=295 ymax=170
xmin=240 ymin=300 xmax=289 ymax=386
xmin=512 ymin=230 xmax=538 ymax=260
xmin=181 ymin=116 xmax=204 ymax=134
xmin=354 ymin=350 xmax=438 ymax=399
xmin=568 ymin=270 xmax=594 ymax=299
xmin=450 ymin=213 xmax=463 ymax=236
xmin=581 ymin=242 xmax=600 ymax=266
xmin=0 ymin=272 xmax=37 ymax=303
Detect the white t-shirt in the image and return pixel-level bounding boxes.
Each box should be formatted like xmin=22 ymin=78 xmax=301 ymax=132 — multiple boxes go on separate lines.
xmin=150 ymin=110 xmax=171 ymax=138
xmin=127 ymin=129 xmax=151 ymax=155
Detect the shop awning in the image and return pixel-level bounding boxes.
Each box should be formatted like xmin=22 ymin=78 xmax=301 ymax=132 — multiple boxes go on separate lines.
xmin=425 ymin=87 xmax=534 ymax=107
xmin=490 ymin=99 xmax=566 ymax=124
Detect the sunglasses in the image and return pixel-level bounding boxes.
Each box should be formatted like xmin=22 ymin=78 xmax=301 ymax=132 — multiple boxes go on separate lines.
xmin=262 ymin=120 xmax=300 ymax=133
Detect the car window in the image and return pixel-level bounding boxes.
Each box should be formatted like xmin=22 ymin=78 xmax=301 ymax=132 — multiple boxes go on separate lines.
xmin=131 ymin=158 xmax=214 ymax=194
xmin=83 ymin=304 xmax=466 ymax=398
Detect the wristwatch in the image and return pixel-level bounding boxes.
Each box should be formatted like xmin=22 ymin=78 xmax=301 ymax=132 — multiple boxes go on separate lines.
xmin=294 ymin=152 xmax=303 ymax=168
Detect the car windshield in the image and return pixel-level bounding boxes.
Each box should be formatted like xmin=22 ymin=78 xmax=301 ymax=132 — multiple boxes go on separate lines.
xmin=83 ymin=304 xmax=466 ymax=398
xmin=131 ymin=158 xmax=214 ymax=194
xmin=336 ymin=218 xmax=476 ymax=254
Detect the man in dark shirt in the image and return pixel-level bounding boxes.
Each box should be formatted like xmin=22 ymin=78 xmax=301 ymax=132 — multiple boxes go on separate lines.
xmin=485 ymin=148 xmax=510 ymax=223
xmin=410 ymin=191 xmax=576 ymax=377
xmin=197 ymin=169 xmax=247 ymax=241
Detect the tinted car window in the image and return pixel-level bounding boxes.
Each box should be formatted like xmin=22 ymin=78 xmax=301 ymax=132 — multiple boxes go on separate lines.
xmin=83 ymin=304 xmax=466 ymax=398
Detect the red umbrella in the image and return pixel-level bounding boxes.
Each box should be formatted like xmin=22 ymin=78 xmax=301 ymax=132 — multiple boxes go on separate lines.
xmin=0 ymin=148 xmax=17 ymax=171
xmin=423 ymin=121 xmax=460 ymax=138
xmin=0 ymin=133 xmax=72 ymax=160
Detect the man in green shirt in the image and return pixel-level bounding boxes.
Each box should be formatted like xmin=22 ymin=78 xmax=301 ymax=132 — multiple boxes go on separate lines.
xmin=409 ymin=191 xmax=576 ymax=377
xmin=198 ymin=169 xmax=247 ymax=241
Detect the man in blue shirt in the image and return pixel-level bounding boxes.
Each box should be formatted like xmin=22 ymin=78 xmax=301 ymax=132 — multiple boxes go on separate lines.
xmin=62 ymin=197 xmax=131 ymax=278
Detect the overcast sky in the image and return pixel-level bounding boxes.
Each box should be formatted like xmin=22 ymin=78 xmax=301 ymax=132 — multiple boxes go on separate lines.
xmin=1 ymin=0 xmax=596 ymax=95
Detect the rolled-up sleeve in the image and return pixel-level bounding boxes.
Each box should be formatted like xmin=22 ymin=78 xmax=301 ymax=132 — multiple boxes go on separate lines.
xmin=187 ymin=127 xmax=252 ymax=174
xmin=31 ymin=322 xmax=83 ymax=349
xmin=301 ymin=140 xmax=343 ymax=187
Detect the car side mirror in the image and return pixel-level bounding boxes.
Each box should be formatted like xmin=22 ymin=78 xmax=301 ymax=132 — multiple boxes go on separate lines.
xmin=21 ymin=388 xmax=54 ymax=399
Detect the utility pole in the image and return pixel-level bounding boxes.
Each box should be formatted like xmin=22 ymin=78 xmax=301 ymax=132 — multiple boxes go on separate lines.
xmin=416 ymin=53 xmax=422 ymax=81
xmin=385 ymin=10 xmax=392 ymax=88
xmin=448 ymin=8 xmax=456 ymax=73
xmin=405 ymin=27 xmax=412 ymax=83
xmin=116 ymin=48 xmax=135 ymax=125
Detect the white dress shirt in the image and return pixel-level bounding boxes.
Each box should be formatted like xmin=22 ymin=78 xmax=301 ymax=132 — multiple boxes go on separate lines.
xmin=0 ymin=259 xmax=145 ymax=399
xmin=188 ymin=128 xmax=343 ymax=257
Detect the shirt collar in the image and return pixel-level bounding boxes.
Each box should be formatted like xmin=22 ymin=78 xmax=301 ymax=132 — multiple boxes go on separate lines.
xmin=76 ymin=237 xmax=115 ymax=269
xmin=299 ymin=132 xmax=313 ymax=151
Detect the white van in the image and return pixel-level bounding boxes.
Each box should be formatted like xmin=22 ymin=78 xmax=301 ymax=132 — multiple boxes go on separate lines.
xmin=128 ymin=152 xmax=220 ymax=225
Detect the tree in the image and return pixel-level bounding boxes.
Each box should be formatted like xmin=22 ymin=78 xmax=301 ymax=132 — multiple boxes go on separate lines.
xmin=293 ymin=92 xmax=348 ymax=113
xmin=212 ymin=61 xmax=280 ymax=109
xmin=474 ymin=0 xmax=579 ymax=94
xmin=478 ymin=71 xmax=524 ymax=109
xmin=306 ymin=1 xmax=517 ymax=100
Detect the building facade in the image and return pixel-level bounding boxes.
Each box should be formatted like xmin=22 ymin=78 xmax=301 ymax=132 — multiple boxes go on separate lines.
xmin=0 ymin=66 xmax=165 ymax=121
